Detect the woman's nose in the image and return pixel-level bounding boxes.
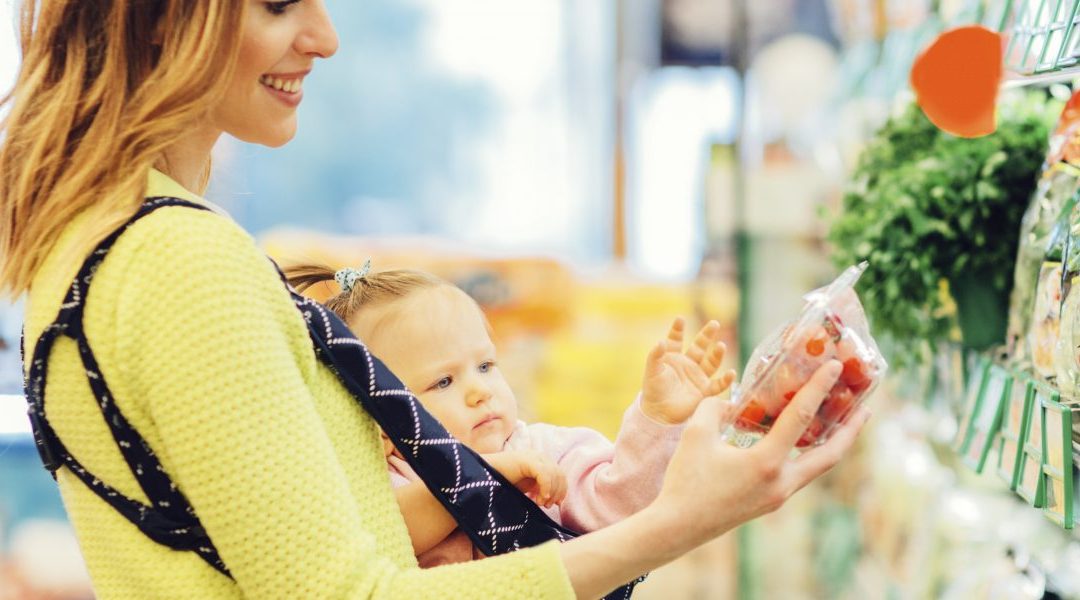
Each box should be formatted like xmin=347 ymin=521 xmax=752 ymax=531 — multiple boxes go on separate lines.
xmin=296 ymin=1 xmax=340 ymax=59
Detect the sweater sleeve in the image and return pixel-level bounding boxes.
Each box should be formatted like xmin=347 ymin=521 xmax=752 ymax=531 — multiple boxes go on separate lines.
xmin=114 ymin=209 xmax=573 ymax=599
xmin=515 ymin=397 xmax=685 ymax=534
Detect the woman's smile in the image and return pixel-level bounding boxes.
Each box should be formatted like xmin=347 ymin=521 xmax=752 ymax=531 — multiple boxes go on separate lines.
xmin=259 ymin=70 xmax=309 ymax=108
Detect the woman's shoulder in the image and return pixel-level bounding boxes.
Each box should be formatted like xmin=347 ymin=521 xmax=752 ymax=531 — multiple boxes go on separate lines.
xmin=117 ymin=199 xmax=256 ymax=262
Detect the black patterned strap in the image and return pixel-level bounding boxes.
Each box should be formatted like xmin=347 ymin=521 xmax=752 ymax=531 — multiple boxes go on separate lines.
xmin=25 ymin=197 xmax=641 ymax=598
xmin=287 ymin=274 xmax=643 ymax=599
xmin=24 ymin=197 xmax=229 ymax=576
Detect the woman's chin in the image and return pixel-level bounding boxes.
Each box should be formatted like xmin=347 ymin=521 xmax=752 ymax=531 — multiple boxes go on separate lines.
xmin=234 ymin=120 xmax=298 ymax=148
xmin=260 ymin=127 xmax=297 ymax=148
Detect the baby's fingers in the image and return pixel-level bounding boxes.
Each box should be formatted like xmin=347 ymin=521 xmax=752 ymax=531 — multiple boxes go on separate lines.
xmin=699 ymin=340 xmax=726 ymax=377
xmin=644 ymin=342 xmax=667 ymax=380
xmin=707 ymin=369 xmax=737 ymax=396
xmin=550 ymin=468 xmax=568 ymax=505
xmin=541 ymin=470 xmax=560 ymax=507
xmin=687 ymin=320 xmax=721 ymax=363
xmin=665 ymin=317 xmax=686 ymax=349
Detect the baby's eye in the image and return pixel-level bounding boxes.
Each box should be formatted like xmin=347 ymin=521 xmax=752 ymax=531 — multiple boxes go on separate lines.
xmin=478 ymin=361 xmax=495 ymax=373
xmin=430 ymin=376 xmax=453 ymax=391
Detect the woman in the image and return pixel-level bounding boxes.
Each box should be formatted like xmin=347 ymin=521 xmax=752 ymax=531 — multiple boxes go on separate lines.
xmin=0 ymin=1 xmax=869 ymax=598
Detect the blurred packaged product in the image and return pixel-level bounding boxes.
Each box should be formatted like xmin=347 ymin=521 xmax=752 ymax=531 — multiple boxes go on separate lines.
xmin=1008 ymin=163 xmax=1080 ymax=365
xmin=1055 ymin=195 xmax=1080 ymax=398
xmin=1028 ymin=192 xmax=1077 ymax=381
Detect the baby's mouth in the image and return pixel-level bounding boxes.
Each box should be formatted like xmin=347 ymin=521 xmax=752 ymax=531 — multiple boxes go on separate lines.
xmin=473 ymin=415 xmax=501 ymax=430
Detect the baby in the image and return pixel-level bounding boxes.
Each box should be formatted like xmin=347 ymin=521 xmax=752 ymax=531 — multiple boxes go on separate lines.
xmin=285 ymin=264 xmax=734 ymax=567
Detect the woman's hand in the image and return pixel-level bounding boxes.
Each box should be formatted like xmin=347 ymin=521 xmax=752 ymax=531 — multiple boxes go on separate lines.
xmin=557 ymin=359 xmax=870 ymax=599
xmin=651 ymin=360 xmax=870 ymax=544
xmin=640 ymin=318 xmax=737 ymax=425
xmin=482 ymin=450 xmax=567 ymax=508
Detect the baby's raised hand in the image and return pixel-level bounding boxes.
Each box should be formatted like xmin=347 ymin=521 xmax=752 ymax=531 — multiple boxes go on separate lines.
xmin=483 ymin=450 xmax=567 ymax=508
xmin=641 ymin=318 xmax=736 ymax=425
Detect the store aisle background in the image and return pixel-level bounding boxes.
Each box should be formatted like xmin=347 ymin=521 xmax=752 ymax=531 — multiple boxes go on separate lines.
xmin=7 ymin=1 xmax=1075 ymax=598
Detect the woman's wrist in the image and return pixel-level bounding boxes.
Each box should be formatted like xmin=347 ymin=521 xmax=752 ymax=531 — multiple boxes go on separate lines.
xmin=558 ymin=499 xmax=719 ymax=599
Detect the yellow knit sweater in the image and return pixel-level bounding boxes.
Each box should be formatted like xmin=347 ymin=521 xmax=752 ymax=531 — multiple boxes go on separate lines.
xmin=23 ymin=169 xmax=574 ymax=599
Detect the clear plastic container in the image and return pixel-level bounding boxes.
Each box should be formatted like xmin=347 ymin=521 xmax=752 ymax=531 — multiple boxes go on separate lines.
xmin=728 ymin=263 xmax=888 ymax=449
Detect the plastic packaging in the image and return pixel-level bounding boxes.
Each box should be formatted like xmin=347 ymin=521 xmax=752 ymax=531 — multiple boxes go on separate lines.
xmin=1008 ymin=90 xmax=1080 ymax=363
xmin=1054 ymin=199 xmax=1080 ymax=396
xmin=1028 ymin=192 xmax=1076 ymax=380
xmin=729 ymin=263 xmax=888 ymax=449
xmin=1007 ymin=164 xmax=1080 ymax=363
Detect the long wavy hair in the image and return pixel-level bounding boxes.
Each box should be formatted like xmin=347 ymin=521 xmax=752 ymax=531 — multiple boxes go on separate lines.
xmin=0 ymin=1 xmax=246 ymax=296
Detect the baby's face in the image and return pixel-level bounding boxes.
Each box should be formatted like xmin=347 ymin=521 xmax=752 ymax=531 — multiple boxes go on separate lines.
xmin=351 ymin=285 xmax=518 ymax=454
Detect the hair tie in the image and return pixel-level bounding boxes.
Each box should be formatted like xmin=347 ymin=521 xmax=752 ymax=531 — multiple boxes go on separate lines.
xmin=335 ymin=259 xmax=372 ymax=293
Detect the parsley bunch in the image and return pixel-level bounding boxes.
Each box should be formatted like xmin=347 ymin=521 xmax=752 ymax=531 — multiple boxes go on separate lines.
xmin=828 ymin=92 xmax=1061 ymax=364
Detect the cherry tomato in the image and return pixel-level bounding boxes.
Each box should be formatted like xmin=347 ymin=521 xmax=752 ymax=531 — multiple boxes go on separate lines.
xmin=820 ymin=385 xmax=854 ymax=422
xmin=796 ymin=417 xmax=825 ymax=448
xmin=840 ymin=358 xmax=872 ymax=392
xmin=737 ymin=401 xmax=767 ymax=427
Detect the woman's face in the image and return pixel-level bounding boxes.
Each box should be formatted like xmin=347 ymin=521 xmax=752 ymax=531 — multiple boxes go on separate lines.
xmin=213 ymin=1 xmax=339 ymax=147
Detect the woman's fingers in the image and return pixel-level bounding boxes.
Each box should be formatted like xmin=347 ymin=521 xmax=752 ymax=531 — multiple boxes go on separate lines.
xmin=758 ymin=360 xmax=842 ymax=457
xmin=685 ymin=389 xmax=739 ymax=435
xmin=791 ymin=405 xmax=871 ymax=487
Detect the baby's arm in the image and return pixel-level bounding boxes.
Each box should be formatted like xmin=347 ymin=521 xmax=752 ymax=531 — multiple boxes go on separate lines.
xmin=389 ymin=451 xmax=567 ymax=555
xmin=393 ymin=480 xmax=459 ymax=556
xmin=515 ymin=401 xmax=684 ymax=534
xmin=519 ymin=318 xmax=735 ymax=533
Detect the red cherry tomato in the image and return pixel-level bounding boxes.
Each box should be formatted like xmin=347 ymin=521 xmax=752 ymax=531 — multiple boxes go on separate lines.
xmin=820 ymin=385 xmax=855 ymax=423
xmin=796 ymin=417 xmax=825 ymax=448
xmin=840 ymin=358 xmax=871 ymax=390
xmin=805 ymin=337 xmax=826 ymax=356
xmin=737 ymin=401 xmax=767 ymax=427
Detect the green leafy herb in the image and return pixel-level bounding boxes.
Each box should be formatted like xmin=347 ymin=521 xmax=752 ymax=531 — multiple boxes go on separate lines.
xmin=827 ymin=92 xmax=1061 ymax=366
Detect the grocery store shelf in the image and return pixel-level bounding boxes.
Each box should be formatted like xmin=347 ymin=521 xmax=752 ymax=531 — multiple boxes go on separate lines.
xmin=1003 ymin=68 xmax=1080 ymax=87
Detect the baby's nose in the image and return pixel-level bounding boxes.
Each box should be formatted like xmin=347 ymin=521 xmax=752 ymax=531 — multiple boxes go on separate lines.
xmin=466 ymin=381 xmax=493 ymax=406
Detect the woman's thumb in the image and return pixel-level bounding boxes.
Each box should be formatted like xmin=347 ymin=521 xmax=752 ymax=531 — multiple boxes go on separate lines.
xmin=687 ymin=392 xmax=738 ymax=433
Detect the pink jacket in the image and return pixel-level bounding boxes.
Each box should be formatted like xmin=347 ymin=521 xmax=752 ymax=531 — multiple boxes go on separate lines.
xmin=386 ymin=398 xmax=684 ymax=567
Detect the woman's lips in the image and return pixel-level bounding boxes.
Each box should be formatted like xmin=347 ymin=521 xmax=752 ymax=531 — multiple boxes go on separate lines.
xmin=259 ymin=73 xmax=307 ymax=108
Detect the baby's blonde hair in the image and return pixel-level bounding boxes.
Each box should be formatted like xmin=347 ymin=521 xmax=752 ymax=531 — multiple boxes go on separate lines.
xmin=284 ymin=264 xmax=449 ymax=325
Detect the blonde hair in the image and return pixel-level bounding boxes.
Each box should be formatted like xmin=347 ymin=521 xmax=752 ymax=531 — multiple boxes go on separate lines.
xmin=0 ymin=1 xmax=246 ymax=297
xmin=284 ymin=264 xmax=449 ymax=326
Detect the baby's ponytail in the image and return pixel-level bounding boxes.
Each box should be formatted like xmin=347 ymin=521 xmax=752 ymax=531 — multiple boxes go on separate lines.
xmin=283 ymin=263 xmax=447 ymax=325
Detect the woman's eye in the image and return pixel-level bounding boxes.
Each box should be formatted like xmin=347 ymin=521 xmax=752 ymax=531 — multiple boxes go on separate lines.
xmin=265 ymin=0 xmax=301 ymax=15
xmin=478 ymin=361 xmax=494 ymax=373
